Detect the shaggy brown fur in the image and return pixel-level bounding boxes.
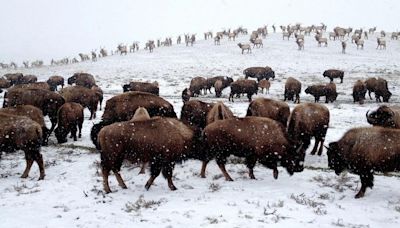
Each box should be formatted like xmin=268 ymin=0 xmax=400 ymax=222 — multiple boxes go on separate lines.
xmin=60 ymin=86 xmax=99 ymax=120
xmin=0 ymin=77 xmax=12 ymax=89
xmin=305 ymin=83 xmax=338 ymax=103
xmin=4 ymin=73 xmax=23 ymax=85
xmin=180 ymin=100 xmax=214 ymax=131
xmin=206 ymin=76 xmax=234 ymax=94
xmin=189 ymin=77 xmax=208 ymax=96
xmin=54 ymin=102 xmax=84 ymax=143
xmin=122 ymin=81 xmax=159 ymax=96
xmin=47 ymin=76 xmax=64 ymax=91
xmin=366 ymin=105 xmax=400 ymax=128
xmin=284 ymin=77 xmax=302 ymax=103
xmin=352 ymin=80 xmax=367 ymax=104
xmin=91 ymin=85 xmax=104 ymax=110
xmin=19 ymin=75 xmax=38 ymax=84
xmin=98 ymin=114 xmax=195 ymax=193
xmin=202 ymin=117 xmax=304 ymax=181
xmin=365 ymin=78 xmax=392 ymax=102
xmin=0 ymin=113 xmax=44 ymax=180
xmin=7 ymin=82 xmax=51 ymax=92
xmin=246 ymin=98 xmax=290 ymax=127
xmin=323 ymin=69 xmax=344 ymax=83
xmin=229 ymin=79 xmax=258 ymax=102
xmin=243 ymin=67 xmax=275 ymax=81
xmin=258 ymin=79 xmax=271 ymax=94
xmin=327 ymin=127 xmax=400 ymax=198
xmin=288 ymin=103 xmax=330 ymax=156
xmin=67 ymin=73 xmax=96 ymax=88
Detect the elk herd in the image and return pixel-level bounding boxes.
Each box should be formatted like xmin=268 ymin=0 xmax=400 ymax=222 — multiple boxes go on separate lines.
xmin=0 ymin=61 xmax=398 ymax=199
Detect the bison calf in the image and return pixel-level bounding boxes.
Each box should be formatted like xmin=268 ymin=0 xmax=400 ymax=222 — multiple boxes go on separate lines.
xmin=55 ymin=102 xmax=84 ymax=143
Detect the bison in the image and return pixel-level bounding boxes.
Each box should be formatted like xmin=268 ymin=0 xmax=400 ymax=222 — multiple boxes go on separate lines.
xmin=4 ymin=88 xmax=65 ymax=134
xmin=288 ymin=103 xmax=330 ymax=156
xmin=91 ymin=85 xmax=104 ymax=110
xmin=365 ymin=77 xmax=391 ymax=102
xmin=60 ymin=86 xmax=99 ymax=120
xmin=47 ymin=76 xmax=65 ymax=91
xmin=323 ymin=69 xmax=344 ymax=83
xmin=366 ymin=105 xmax=400 ymax=128
xmin=54 ymin=102 xmax=84 ymax=143
xmin=7 ymin=82 xmax=51 ymax=92
xmin=19 ymin=75 xmax=38 ymax=84
xmin=284 ymin=77 xmax=302 ymax=103
xmin=189 ymin=77 xmax=208 ymax=96
xmin=246 ymin=98 xmax=290 ymax=127
xmin=180 ymin=100 xmax=214 ymax=132
xmin=98 ymin=108 xmax=196 ymax=193
xmin=67 ymin=73 xmax=96 ymax=88
xmin=202 ymin=117 xmax=304 ymax=181
xmin=258 ymin=79 xmax=271 ymax=94
xmin=122 ymin=81 xmax=159 ymax=96
xmin=305 ymin=83 xmax=338 ymax=103
xmin=205 ymin=76 xmax=233 ymax=94
xmin=243 ymin=67 xmax=275 ymax=82
xmin=0 ymin=113 xmax=45 ymax=180
xmin=4 ymin=73 xmax=23 ymax=85
xmin=352 ymin=80 xmax=367 ymax=104
xmin=229 ymin=79 xmax=258 ymax=102
xmin=0 ymin=77 xmax=12 ymax=90
xmin=0 ymin=105 xmax=49 ymax=145
xmin=327 ymin=127 xmax=400 ymax=198
xmin=90 ymin=92 xmax=176 ymax=149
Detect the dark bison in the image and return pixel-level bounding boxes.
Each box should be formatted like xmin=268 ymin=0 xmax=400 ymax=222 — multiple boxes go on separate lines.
xmin=0 ymin=113 xmax=45 ymax=180
xmin=352 ymin=80 xmax=367 ymax=104
xmin=19 ymin=75 xmax=38 ymax=84
xmin=288 ymin=103 xmax=330 ymax=156
xmin=98 ymin=108 xmax=195 ymax=193
xmin=180 ymin=100 xmax=214 ymax=132
xmin=366 ymin=105 xmax=400 ymax=128
xmin=4 ymin=73 xmax=23 ymax=85
xmin=47 ymin=76 xmax=64 ymax=91
xmin=7 ymin=82 xmax=51 ymax=92
xmin=122 ymin=81 xmax=159 ymax=96
xmin=246 ymin=98 xmax=290 ymax=127
xmin=229 ymin=79 xmax=258 ymax=102
xmin=0 ymin=105 xmax=49 ymax=145
xmin=91 ymin=85 xmax=104 ymax=110
xmin=60 ymin=86 xmax=99 ymax=120
xmin=54 ymin=102 xmax=84 ymax=143
xmin=305 ymin=83 xmax=337 ymax=103
xmin=189 ymin=77 xmax=208 ymax=96
xmin=327 ymin=127 xmax=400 ymax=198
xmin=243 ymin=66 xmax=275 ymax=81
xmin=365 ymin=77 xmax=391 ymax=102
xmin=0 ymin=77 xmax=12 ymax=90
xmin=202 ymin=117 xmax=304 ymax=181
xmin=284 ymin=77 xmax=302 ymax=103
xmin=323 ymin=69 xmax=344 ymax=83
xmin=206 ymin=76 xmax=234 ymax=94
xmin=4 ymin=88 xmax=65 ymax=134
xmin=90 ymin=92 xmax=177 ymax=149
xmin=67 ymin=73 xmax=96 ymax=88
xmin=181 ymin=88 xmax=191 ymax=103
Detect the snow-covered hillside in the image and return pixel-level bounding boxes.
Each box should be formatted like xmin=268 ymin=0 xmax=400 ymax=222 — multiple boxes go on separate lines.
xmin=1 ymin=32 xmax=400 ymax=228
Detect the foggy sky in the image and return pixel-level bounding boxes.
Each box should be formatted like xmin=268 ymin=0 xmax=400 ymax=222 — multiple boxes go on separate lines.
xmin=1 ymin=0 xmax=399 ymax=63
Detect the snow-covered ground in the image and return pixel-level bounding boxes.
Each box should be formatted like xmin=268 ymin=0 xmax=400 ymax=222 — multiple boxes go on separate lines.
xmin=1 ymin=31 xmax=400 ymax=228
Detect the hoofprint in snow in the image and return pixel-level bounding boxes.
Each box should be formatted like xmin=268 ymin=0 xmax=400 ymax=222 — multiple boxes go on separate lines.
xmin=1 ymin=32 xmax=400 ymax=228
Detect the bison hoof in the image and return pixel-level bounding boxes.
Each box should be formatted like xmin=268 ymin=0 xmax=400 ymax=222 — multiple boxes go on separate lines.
xmin=145 ymin=184 xmax=151 ymax=191
xmin=38 ymin=175 xmax=45 ymax=181
xmin=355 ymin=191 xmax=365 ymax=199
xmin=226 ymin=177 xmax=234 ymax=182
xmin=169 ymin=185 xmax=177 ymax=191
xmin=21 ymin=174 xmax=28 ymax=178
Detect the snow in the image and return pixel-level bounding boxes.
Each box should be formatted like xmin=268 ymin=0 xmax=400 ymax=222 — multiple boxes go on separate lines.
xmin=1 ymin=30 xmax=400 ymax=227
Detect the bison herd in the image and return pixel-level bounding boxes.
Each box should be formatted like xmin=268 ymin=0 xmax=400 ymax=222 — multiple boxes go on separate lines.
xmin=0 ymin=68 xmax=398 ymax=199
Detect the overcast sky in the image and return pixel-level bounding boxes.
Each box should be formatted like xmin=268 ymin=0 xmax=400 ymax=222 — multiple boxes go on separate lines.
xmin=1 ymin=0 xmax=399 ymax=63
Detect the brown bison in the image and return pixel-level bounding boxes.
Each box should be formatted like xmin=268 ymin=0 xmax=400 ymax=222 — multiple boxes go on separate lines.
xmin=284 ymin=77 xmax=302 ymax=103
xmin=258 ymin=79 xmax=271 ymax=94
xmin=246 ymin=98 xmax=290 ymax=127
xmin=365 ymin=77 xmax=391 ymax=102
xmin=122 ymin=81 xmax=159 ymax=96
xmin=288 ymin=103 xmax=330 ymax=156
xmin=98 ymin=108 xmax=195 ymax=193
xmin=214 ymin=80 xmax=224 ymax=97
xmin=229 ymin=79 xmax=258 ymax=102
xmin=202 ymin=117 xmax=304 ymax=181
xmin=243 ymin=66 xmax=275 ymax=81
xmin=4 ymin=88 xmax=65 ymax=134
xmin=206 ymin=102 xmax=234 ymax=126
xmin=60 ymin=86 xmax=99 ymax=120
xmin=19 ymin=75 xmax=38 ymax=84
xmin=67 ymin=73 xmax=96 ymax=88
xmin=54 ymin=102 xmax=84 ymax=143
xmin=206 ymin=76 xmax=234 ymax=94
xmin=0 ymin=105 xmax=49 ymax=145
xmin=90 ymin=92 xmax=177 ymax=148
xmin=352 ymin=80 xmax=367 ymax=104
xmin=91 ymin=85 xmax=104 ymax=110
xmin=0 ymin=77 xmax=12 ymax=90
xmin=323 ymin=69 xmax=344 ymax=83
xmin=0 ymin=113 xmax=45 ymax=180
xmin=4 ymin=73 xmax=23 ymax=85
xmin=305 ymin=83 xmax=337 ymax=103
xmin=181 ymin=88 xmax=191 ymax=103
xmin=189 ymin=77 xmax=208 ymax=96
xmin=7 ymin=82 xmax=51 ymax=92
xmin=180 ymin=100 xmax=214 ymax=131
xmin=47 ymin=76 xmax=65 ymax=91
xmin=366 ymin=105 xmax=400 ymax=128
xmin=327 ymin=127 xmax=400 ymax=198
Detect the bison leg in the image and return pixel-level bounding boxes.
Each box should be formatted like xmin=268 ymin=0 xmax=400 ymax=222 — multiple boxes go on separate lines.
xmin=200 ymin=160 xmax=209 ymax=178
xmin=295 ymin=94 xmax=300 ymax=104
xmin=340 ymin=77 xmax=343 ymax=83
xmin=138 ymin=162 xmax=147 ymax=174
xmin=162 ymin=162 xmax=177 ymax=191
xmin=49 ymin=116 xmax=58 ymax=135
xmin=114 ymin=171 xmax=127 ymax=189
xmin=355 ymin=173 xmax=374 ymax=198
xmin=34 ymin=151 xmax=45 ymax=180
xmin=368 ymin=91 xmax=373 ymax=100
xmin=102 ymin=167 xmax=112 ymax=193
xmin=78 ymin=121 xmax=83 ymax=138
xmin=246 ymin=155 xmax=257 ymax=179
xmin=310 ymin=139 xmax=320 ymax=155
xmin=247 ymin=93 xmax=253 ymax=102
xmin=145 ymin=161 xmax=162 ymax=190
xmin=21 ymin=155 xmax=34 ymax=179
xmin=216 ymin=157 xmax=233 ymax=181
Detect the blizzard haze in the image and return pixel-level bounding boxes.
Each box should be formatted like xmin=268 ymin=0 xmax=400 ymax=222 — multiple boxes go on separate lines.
xmin=1 ymin=0 xmax=399 ymax=63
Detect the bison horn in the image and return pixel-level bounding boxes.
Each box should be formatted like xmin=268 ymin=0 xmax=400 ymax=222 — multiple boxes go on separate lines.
xmin=366 ymin=110 xmax=377 ymax=125
xmin=296 ymin=142 xmax=304 ymax=154
xmin=324 ymin=145 xmax=329 ymax=150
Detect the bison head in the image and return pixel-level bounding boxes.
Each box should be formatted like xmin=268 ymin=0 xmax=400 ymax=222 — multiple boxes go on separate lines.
xmin=304 ymin=87 xmax=311 ymax=94
xmin=182 ymin=88 xmax=192 ymax=103
xmin=122 ymin=84 xmax=130 ymax=92
xmin=366 ymin=106 xmax=395 ymax=127
xmin=54 ymin=126 xmax=68 ymax=143
xmin=326 ymin=142 xmax=347 ymax=175
xmin=382 ymin=90 xmax=392 ymax=102
xmin=282 ymin=143 xmax=305 ymax=175
xmin=67 ymin=75 xmax=76 ymax=85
